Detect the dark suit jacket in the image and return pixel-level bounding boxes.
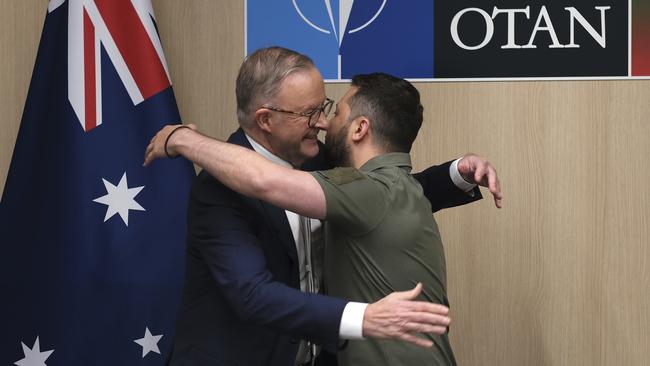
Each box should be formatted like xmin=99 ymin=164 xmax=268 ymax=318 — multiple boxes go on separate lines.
xmin=168 ymin=128 xmax=481 ymax=366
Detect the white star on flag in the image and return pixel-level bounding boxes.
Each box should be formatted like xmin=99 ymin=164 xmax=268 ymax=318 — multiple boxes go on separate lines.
xmin=14 ymin=336 xmax=54 ymax=366
xmin=93 ymin=172 xmax=145 ymax=226
xmin=134 ymin=327 xmax=163 ymax=358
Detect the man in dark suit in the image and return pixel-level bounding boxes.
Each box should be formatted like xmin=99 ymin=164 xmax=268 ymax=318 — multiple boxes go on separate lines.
xmin=152 ymin=47 xmax=501 ymax=366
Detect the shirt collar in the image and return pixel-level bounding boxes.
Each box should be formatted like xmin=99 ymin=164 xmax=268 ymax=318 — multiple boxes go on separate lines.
xmin=245 ymin=133 xmax=293 ymax=169
xmin=359 ymin=152 xmax=412 ymax=173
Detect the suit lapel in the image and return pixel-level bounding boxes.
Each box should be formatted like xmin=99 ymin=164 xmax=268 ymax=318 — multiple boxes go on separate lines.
xmin=228 ymin=129 xmax=299 ymax=267
xmin=260 ymin=203 xmax=299 ymax=266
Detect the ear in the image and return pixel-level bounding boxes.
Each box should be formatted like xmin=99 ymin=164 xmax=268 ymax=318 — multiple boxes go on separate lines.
xmin=350 ymin=116 xmax=370 ymax=143
xmin=254 ymin=108 xmax=273 ymax=133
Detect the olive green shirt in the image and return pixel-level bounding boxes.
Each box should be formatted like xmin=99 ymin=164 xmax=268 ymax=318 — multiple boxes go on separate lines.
xmin=311 ymin=152 xmax=456 ymax=366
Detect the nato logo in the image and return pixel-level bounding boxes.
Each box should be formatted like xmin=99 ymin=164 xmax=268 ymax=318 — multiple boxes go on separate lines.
xmin=246 ymin=1 xmax=434 ymax=81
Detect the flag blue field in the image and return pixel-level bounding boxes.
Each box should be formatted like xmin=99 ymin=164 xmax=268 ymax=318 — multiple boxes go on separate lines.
xmin=0 ymin=1 xmax=195 ymax=365
xmin=246 ymin=0 xmax=434 ymax=80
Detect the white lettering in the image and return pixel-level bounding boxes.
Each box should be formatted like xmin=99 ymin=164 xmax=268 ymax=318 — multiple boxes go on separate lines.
xmin=565 ymin=6 xmax=610 ymax=48
xmin=523 ymin=6 xmax=564 ymax=49
xmin=451 ymin=8 xmax=495 ymax=50
xmin=451 ymin=5 xmax=612 ymax=51
xmin=491 ymin=6 xmax=531 ymax=49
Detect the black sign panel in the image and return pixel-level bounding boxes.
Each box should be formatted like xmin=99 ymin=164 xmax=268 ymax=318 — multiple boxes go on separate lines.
xmin=434 ymin=1 xmax=628 ymax=78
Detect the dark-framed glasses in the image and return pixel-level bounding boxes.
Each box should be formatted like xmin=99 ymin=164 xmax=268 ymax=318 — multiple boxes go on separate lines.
xmin=264 ymin=98 xmax=334 ymax=127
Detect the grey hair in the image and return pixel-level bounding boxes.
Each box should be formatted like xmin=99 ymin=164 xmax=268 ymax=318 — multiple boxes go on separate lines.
xmin=236 ymin=47 xmax=315 ymax=128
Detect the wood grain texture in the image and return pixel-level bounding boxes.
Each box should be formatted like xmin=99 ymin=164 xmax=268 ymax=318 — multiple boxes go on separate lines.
xmin=1 ymin=2 xmax=648 ymax=365
xmin=154 ymin=0 xmax=244 ymax=141
xmin=0 ymin=1 xmax=44 ymax=193
xmin=415 ymin=81 xmax=650 ymax=366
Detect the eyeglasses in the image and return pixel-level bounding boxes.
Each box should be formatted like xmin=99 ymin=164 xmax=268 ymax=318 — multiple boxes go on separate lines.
xmin=263 ymin=98 xmax=334 ymax=127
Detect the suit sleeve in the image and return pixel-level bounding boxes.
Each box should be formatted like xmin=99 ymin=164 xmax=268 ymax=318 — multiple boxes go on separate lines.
xmin=187 ymin=171 xmax=347 ymax=350
xmin=412 ymin=160 xmax=482 ymax=213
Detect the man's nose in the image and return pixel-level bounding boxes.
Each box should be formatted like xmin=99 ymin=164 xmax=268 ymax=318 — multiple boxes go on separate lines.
xmin=313 ymin=111 xmax=329 ymax=130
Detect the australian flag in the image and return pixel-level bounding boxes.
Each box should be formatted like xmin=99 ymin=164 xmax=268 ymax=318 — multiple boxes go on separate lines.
xmin=0 ymin=1 xmax=195 ymax=365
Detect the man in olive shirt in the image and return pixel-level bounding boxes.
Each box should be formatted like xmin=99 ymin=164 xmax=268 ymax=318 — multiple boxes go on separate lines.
xmin=309 ymin=73 xmax=455 ymax=365
xmin=145 ymin=73 xmax=498 ymax=364
xmin=312 ymin=153 xmax=454 ymax=365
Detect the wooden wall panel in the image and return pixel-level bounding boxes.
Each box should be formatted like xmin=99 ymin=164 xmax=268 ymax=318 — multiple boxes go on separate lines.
xmin=1 ymin=2 xmax=648 ymax=365
xmin=414 ymin=82 xmax=650 ymax=365
xmin=155 ymin=0 xmax=243 ymax=141
xmin=0 ymin=1 xmax=44 ymax=193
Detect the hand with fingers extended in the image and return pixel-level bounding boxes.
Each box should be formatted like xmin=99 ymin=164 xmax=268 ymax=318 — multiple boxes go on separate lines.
xmin=362 ymin=283 xmax=451 ymax=348
xmin=143 ymin=123 xmax=197 ymax=166
xmin=458 ymin=153 xmax=503 ymax=208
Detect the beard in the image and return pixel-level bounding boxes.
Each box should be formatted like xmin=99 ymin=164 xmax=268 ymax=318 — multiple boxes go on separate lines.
xmin=324 ymin=122 xmax=352 ymax=167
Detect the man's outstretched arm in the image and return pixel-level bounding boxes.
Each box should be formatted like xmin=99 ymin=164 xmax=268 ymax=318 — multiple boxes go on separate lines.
xmin=144 ymin=125 xmax=327 ymax=219
xmin=414 ymin=155 xmax=502 ymax=211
